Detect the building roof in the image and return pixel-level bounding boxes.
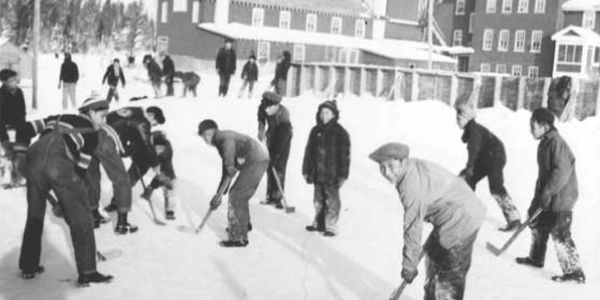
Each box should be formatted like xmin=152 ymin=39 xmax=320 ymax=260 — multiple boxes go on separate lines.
xmin=232 ymin=0 xmax=369 ymax=17
xmin=552 ymin=25 xmax=600 ymax=45
xmin=562 ymin=0 xmax=600 ymax=11
xmin=198 ymin=22 xmax=456 ymax=64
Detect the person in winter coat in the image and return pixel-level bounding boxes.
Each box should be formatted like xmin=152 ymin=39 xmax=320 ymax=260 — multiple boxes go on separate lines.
xmin=370 ymin=142 xmax=486 ymax=300
xmin=174 ymin=71 xmax=200 ymax=98
xmin=143 ymin=55 xmax=163 ymax=98
xmin=198 ymin=119 xmax=269 ymax=247
xmin=238 ymin=54 xmax=258 ymax=98
xmin=302 ymin=100 xmax=350 ymax=236
xmin=161 ymin=52 xmax=175 ymax=97
xmin=257 ymin=91 xmax=292 ymax=209
xmin=101 ymin=59 xmax=126 ymax=103
xmin=19 ymin=96 xmax=114 ymax=286
xmin=455 ymin=102 xmax=521 ymax=231
xmin=58 ymin=53 xmax=79 ymax=110
xmin=516 ymin=108 xmax=585 ymax=284
xmin=0 ymin=69 xmax=28 ymax=187
xmin=271 ymin=51 xmax=291 ymax=96
xmin=215 ymin=39 xmax=236 ymax=97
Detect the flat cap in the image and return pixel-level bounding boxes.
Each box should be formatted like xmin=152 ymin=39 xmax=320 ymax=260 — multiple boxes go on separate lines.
xmin=262 ymin=91 xmax=282 ymax=104
xmin=369 ymin=143 xmax=410 ymax=163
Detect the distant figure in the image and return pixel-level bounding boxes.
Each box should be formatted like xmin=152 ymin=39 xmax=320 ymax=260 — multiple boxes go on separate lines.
xmin=58 ymin=53 xmax=79 ymax=110
xmin=547 ymin=75 xmax=572 ymax=118
xmin=102 ymin=59 xmax=126 ymax=103
xmin=239 ymin=54 xmax=258 ymax=99
xmin=215 ymin=39 xmax=236 ymax=97
xmin=161 ymin=52 xmax=175 ymax=97
xmin=143 ymin=54 xmax=163 ymax=98
xmin=174 ymin=71 xmax=200 ymax=98
xmin=271 ymin=51 xmax=291 ymax=96
xmin=0 ymin=69 xmax=28 ymax=187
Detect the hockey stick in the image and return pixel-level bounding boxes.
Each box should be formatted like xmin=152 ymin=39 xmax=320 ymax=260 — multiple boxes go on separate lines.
xmin=270 ymin=167 xmax=295 ymax=213
xmin=135 ymin=164 xmax=166 ymax=226
xmin=194 ymin=176 xmax=232 ymax=234
xmin=486 ymin=208 xmax=543 ymax=256
xmin=389 ymin=233 xmax=433 ymax=300
xmin=96 ymin=249 xmax=123 ymax=261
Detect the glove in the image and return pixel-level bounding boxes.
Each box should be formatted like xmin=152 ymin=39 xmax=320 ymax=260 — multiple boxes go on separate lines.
xmin=303 ymin=174 xmax=312 ymax=184
xmin=225 ymin=166 xmax=238 ymax=177
xmin=401 ymin=268 xmax=418 ymax=284
xmin=337 ymin=178 xmax=346 ymax=188
xmin=209 ymin=195 xmax=222 ymax=210
xmin=157 ymin=174 xmax=174 ymax=189
xmin=459 ymin=168 xmax=473 ymax=180
xmin=257 ymin=131 xmax=266 ymax=142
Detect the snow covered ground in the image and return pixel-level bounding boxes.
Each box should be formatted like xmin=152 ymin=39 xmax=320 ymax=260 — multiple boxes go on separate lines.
xmin=0 ymin=54 xmax=599 ymax=300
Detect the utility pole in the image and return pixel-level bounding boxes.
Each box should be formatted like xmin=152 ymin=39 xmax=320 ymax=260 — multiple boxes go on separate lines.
xmin=32 ymin=0 xmax=40 ymax=110
xmin=427 ymin=0 xmax=434 ymax=70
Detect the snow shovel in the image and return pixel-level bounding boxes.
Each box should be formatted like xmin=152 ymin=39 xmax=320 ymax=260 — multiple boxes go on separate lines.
xmin=271 ymin=168 xmax=295 ymax=213
xmin=486 ymin=208 xmax=543 ymax=256
xmin=194 ymin=176 xmax=232 ymax=234
xmin=389 ymin=233 xmax=433 ymax=300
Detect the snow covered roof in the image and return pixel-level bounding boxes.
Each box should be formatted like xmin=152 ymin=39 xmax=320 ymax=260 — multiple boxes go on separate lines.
xmin=232 ymin=0 xmax=368 ymax=17
xmin=198 ymin=22 xmax=456 ymax=64
xmin=552 ymin=25 xmax=600 ymax=45
xmin=562 ymin=0 xmax=600 ymax=11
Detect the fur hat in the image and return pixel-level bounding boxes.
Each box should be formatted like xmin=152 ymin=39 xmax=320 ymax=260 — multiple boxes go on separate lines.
xmin=146 ymin=106 xmax=165 ymax=124
xmin=262 ymin=91 xmax=282 ymax=105
xmin=79 ymin=91 xmax=109 ymax=112
xmin=531 ymin=108 xmax=555 ymax=127
xmin=454 ymin=101 xmax=476 ymax=121
xmin=369 ymin=143 xmax=410 ymax=163
xmin=0 ymin=69 xmax=17 ymax=82
xmin=198 ymin=119 xmax=218 ymax=135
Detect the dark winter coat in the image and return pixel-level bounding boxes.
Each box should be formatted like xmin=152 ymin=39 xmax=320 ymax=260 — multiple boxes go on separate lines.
xmin=273 ymin=56 xmax=291 ymax=81
xmin=106 ymin=107 xmax=159 ymax=168
xmin=146 ymin=59 xmax=163 ymax=84
xmin=213 ymin=130 xmax=269 ymax=187
xmin=460 ymin=120 xmax=505 ymax=175
xmin=59 ymin=58 xmax=79 ymax=83
xmin=0 ymin=85 xmax=26 ymax=143
xmin=302 ymin=102 xmax=351 ymax=186
xmin=258 ymin=104 xmax=292 ymax=167
xmin=102 ymin=65 xmax=126 ymax=87
xmin=174 ymin=71 xmax=200 ymax=86
xmin=162 ymin=55 xmax=175 ymax=78
xmin=215 ymin=47 xmax=237 ymax=75
xmin=152 ymin=130 xmax=175 ymax=179
xmin=529 ymin=129 xmax=578 ymax=213
xmin=241 ymin=61 xmax=258 ymax=82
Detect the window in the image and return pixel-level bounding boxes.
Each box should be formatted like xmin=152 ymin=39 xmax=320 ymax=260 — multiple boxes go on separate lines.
xmin=191 ymin=1 xmax=199 ymax=23
xmin=483 ymin=29 xmax=494 ymax=51
xmin=293 ymin=44 xmax=305 ymax=62
xmin=453 ymin=30 xmax=463 ymax=46
xmin=502 ymin=0 xmax=512 ymax=13
xmin=306 ymin=14 xmax=317 ymax=32
xmin=480 ymin=63 xmax=491 ymax=72
xmin=487 ymin=0 xmax=497 ymax=13
xmin=512 ymin=65 xmax=522 ymax=76
xmin=595 ymin=47 xmax=600 ymax=64
xmin=514 ymin=30 xmax=525 ymax=52
xmin=456 ymin=0 xmax=466 ymax=15
xmin=257 ymin=41 xmax=270 ymax=63
xmin=349 ymin=49 xmax=359 ymax=63
xmin=173 ymin=0 xmax=187 ymax=12
xmin=331 ymin=17 xmax=342 ymax=34
xmin=279 ymin=11 xmax=291 ymax=29
xmin=339 ymin=48 xmax=348 ymax=63
xmin=583 ymin=11 xmax=596 ymax=29
xmin=469 ymin=13 xmax=474 ymax=33
xmin=534 ymin=0 xmax=545 ymax=13
xmin=557 ymin=44 xmax=583 ymax=63
xmin=498 ymin=30 xmax=509 ymax=51
xmin=496 ymin=64 xmax=507 ymax=73
xmin=157 ymin=36 xmax=169 ymax=53
xmin=517 ymin=0 xmax=528 ymax=13
xmin=530 ymin=30 xmax=542 ymax=53
xmin=355 ymin=19 xmax=366 ymax=38
xmin=252 ymin=8 xmax=264 ymax=26
xmin=161 ymin=1 xmax=168 ymax=23
xmin=528 ymin=66 xmax=539 ymax=78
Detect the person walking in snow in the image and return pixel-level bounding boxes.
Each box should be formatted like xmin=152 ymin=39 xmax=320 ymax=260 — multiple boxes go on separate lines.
xmin=143 ymin=54 xmax=163 ymax=98
xmin=58 ymin=53 xmax=79 ymax=110
xmin=257 ymin=91 xmax=292 ymax=209
xmin=238 ymin=54 xmax=258 ymax=98
xmin=161 ymin=52 xmax=175 ymax=97
xmin=198 ymin=119 xmax=269 ymax=247
xmin=215 ymin=39 xmax=236 ymax=97
xmin=101 ymin=58 xmax=126 ymax=103
xmin=370 ymin=142 xmax=486 ymax=300
xmin=302 ymin=100 xmax=350 ymax=237
xmin=271 ymin=51 xmax=291 ymax=96
xmin=19 ymin=96 xmax=113 ymax=286
xmin=455 ymin=102 xmax=521 ymax=231
xmin=515 ymin=108 xmax=586 ymax=284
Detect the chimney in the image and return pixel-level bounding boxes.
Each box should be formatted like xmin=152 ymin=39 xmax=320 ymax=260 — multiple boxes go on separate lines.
xmin=215 ymin=0 xmax=230 ymax=25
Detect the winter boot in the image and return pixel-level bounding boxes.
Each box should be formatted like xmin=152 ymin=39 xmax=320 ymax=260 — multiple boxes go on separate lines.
xmin=493 ymin=194 xmax=521 ymax=231
xmin=323 ymin=231 xmax=336 ymax=237
xmin=516 ymin=257 xmax=544 ymax=268
xmin=551 ymin=272 xmax=586 ymax=284
xmin=21 ymin=265 xmax=44 ymax=279
xmin=165 ymin=211 xmax=175 ymax=220
xmin=93 ymin=209 xmax=110 ymax=228
xmin=305 ymin=225 xmax=324 ymax=232
xmin=115 ymin=213 xmax=138 ymax=234
xmin=220 ymin=240 xmax=249 ymax=247
xmin=77 ymin=272 xmax=113 ymax=287
xmin=103 ymin=200 xmax=118 ymax=213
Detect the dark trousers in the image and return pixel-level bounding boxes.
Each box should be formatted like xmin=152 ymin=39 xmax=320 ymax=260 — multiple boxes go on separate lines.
xmin=528 ymin=211 xmax=583 ymax=275
xmin=312 ymin=183 xmax=341 ymax=233
xmin=424 ymin=231 xmax=478 ymax=300
xmin=127 ymin=148 xmax=154 ymax=186
xmin=227 ymin=160 xmax=269 ymax=241
xmin=165 ymin=75 xmax=174 ymax=96
xmin=266 ymin=138 xmax=291 ymax=203
xmin=106 ymin=85 xmax=119 ymax=103
xmin=274 ymin=79 xmax=287 ymax=96
xmin=19 ymin=133 xmax=97 ymax=275
xmin=218 ymin=73 xmax=232 ymax=97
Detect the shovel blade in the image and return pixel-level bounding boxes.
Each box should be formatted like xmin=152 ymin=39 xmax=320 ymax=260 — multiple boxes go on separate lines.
xmin=486 ymin=242 xmax=503 ymax=256
xmin=285 ymin=206 xmax=296 ymax=213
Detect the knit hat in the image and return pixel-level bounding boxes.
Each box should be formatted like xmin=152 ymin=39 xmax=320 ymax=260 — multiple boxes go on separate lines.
xmin=316 ymin=99 xmax=339 ymax=124
xmin=0 ymin=69 xmax=17 ymax=82
xmin=262 ymin=91 xmax=282 ymax=105
xmin=369 ymin=143 xmax=410 ymax=163
xmin=198 ymin=119 xmax=218 ymax=135
xmin=249 ymin=54 xmax=256 ymax=60
xmin=79 ymin=91 xmax=109 ymax=112
xmin=146 ymin=106 xmax=165 ymax=124
xmin=531 ymin=108 xmax=555 ymax=127
xmin=454 ymin=101 xmax=476 ymax=121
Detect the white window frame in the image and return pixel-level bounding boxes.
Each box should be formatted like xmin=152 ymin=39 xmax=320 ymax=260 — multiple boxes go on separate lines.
xmin=534 ymin=0 xmax=545 ymax=14
xmin=487 ymin=0 xmax=497 ymax=13
xmin=157 ymin=36 xmax=169 ymax=53
xmin=456 ymin=0 xmax=466 ymax=15
xmin=191 ymin=1 xmax=200 ymax=23
xmin=496 ymin=64 xmax=507 ymax=73
xmin=339 ymin=48 xmax=348 ymax=63
xmin=512 ymin=65 xmax=522 ymax=76
xmin=502 ymin=0 xmax=512 ymax=13
xmin=583 ymin=10 xmax=596 ymax=29
xmin=498 ymin=29 xmax=509 ymax=51
xmin=480 ymin=63 xmax=491 ymax=72
xmin=517 ymin=0 xmax=528 ymax=13
xmin=483 ymin=29 xmax=494 ymax=51
xmin=514 ymin=30 xmax=525 ymax=52
xmin=331 ymin=17 xmax=342 ymax=34
xmin=173 ymin=0 xmax=187 ymax=12
xmin=528 ymin=66 xmax=539 ymax=78
xmin=355 ymin=19 xmax=366 ymax=38
xmin=161 ymin=1 xmax=168 ymax=23
xmin=252 ymin=8 xmax=264 ymax=27
xmin=557 ymin=44 xmax=584 ymax=64
xmin=306 ymin=13 xmax=317 ymax=32
xmin=469 ymin=13 xmax=474 ymax=33
xmin=257 ymin=41 xmax=270 ymax=63
xmin=349 ymin=49 xmax=359 ymax=64
xmin=279 ymin=11 xmax=291 ymax=29
xmin=530 ymin=30 xmax=542 ymax=53
xmin=293 ymin=44 xmax=305 ymax=62
xmin=453 ymin=30 xmax=463 ymax=46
